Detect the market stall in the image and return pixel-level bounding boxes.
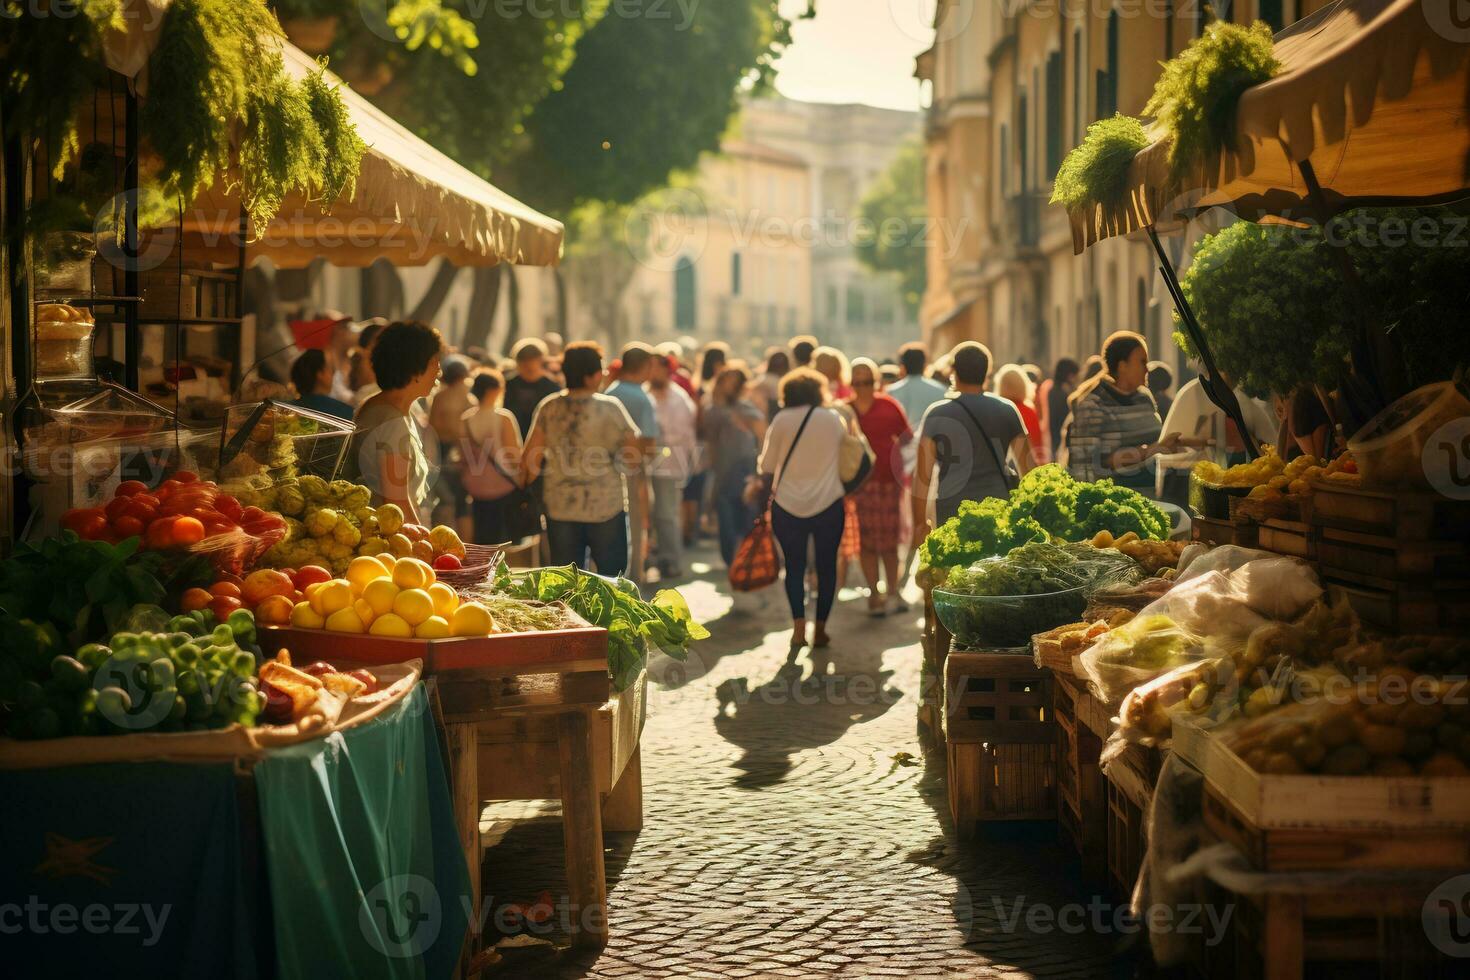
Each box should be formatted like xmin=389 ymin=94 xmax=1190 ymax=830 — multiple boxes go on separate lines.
xmin=919 ymin=6 xmax=1470 ymax=971
xmin=2 ymin=5 xmax=708 ymax=974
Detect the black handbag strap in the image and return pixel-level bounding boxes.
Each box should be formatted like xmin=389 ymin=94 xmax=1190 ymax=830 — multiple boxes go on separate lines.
xmin=953 ymin=395 xmax=1011 ymax=484
xmin=773 ymin=405 xmax=815 ymax=494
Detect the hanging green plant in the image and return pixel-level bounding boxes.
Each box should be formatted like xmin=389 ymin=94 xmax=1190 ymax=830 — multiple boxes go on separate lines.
xmin=141 ymin=0 xmax=285 ymax=206
xmin=302 ymin=61 xmax=367 ymax=207
xmin=240 ymin=53 xmax=325 ymax=228
xmin=1144 ymin=20 xmax=1280 ymax=181
xmin=1050 ymin=114 xmax=1149 ymax=211
xmin=1 ymin=0 xmax=121 ymax=176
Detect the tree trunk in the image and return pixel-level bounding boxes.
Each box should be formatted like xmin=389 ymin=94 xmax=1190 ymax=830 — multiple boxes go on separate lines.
xmin=360 ymin=257 xmax=405 ymax=321
xmin=554 ymin=267 xmax=568 ymax=339
xmin=406 ymin=258 xmax=461 ymax=324
xmin=461 ymin=265 xmax=502 ymax=354
xmin=500 ymin=267 xmax=522 ymax=356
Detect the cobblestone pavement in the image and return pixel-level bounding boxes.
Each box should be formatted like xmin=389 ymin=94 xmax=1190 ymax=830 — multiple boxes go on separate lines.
xmin=480 ymin=546 xmax=1125 ymax=978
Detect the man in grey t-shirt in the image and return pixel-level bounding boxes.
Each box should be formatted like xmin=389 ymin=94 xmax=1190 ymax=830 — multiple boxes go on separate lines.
xmin=912 ymin=342 xmax=1037 ymax=536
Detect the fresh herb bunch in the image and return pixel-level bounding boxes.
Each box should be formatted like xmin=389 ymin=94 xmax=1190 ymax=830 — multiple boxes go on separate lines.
xmin=920 ymin=465 xmax=1169 ymax=574
xmin=493 ymin=564 xmax=709 ymax=691
xmin=1144 ymin=20 xmax=1280 ymax=180
xmin=1050 ymin=115 xmax=1150 ymax=210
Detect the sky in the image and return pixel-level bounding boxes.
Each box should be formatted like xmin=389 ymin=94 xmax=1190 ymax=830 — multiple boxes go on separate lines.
xmin=771 ymin=0 xmax=935 ymax=112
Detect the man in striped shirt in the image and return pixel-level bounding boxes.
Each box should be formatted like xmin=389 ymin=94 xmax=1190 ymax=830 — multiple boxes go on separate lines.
xmin=1060 ymin=331 xmax=1180 ymax=490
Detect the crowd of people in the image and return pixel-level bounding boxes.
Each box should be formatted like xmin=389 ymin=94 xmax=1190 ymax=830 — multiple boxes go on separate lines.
xmin=280 ymin=317 xmax=1329 ymax=651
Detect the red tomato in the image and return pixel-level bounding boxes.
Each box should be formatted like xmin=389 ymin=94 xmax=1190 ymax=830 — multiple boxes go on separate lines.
xmin=208 ymin=596 xmax=242 ymax=622
xmin=203 ymin=521 xmax=233 ymax=538
xmin=145 ymin=517 xmax=177 ymax=549
xmin=433 ymin=553 xmax=463 ymax=571
xmin=215 ymin=495 xmax=242 ymax=522
xmin=114 ymin=480 xmax=148 ymax=498
xmin=77 ymin=515 xmax=109 ymax=540
xmin=217 ymin=571 xmax=244 ymax=587
xmin=240 ymin=506 xmax=267 ymax=525
xmin=105 ymin=497 xmax=133 ymax=522
xmin=132 ymin=493 xmax=162 ymax=511
xmin=171 ymin=516 xmax=206 ymax=546
xmin=60 ymin=508 xmax=104 ymax=532
xmin=209 ymin=581 xmax=243 ymax=599
xmin=123 ymin=500 xmax=158 ymax=525
xmin=180 ymin=587 xmax=213 ymax=612
xmin=172 ymin=470 xmax=200 ymax=484
xmin=113 ymin=515 xmax=144 ymax=539
xmin=293 ymin=565 xmax=333 ymax=589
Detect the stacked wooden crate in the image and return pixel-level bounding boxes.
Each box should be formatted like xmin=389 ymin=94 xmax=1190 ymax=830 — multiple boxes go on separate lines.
xmin=1052 ymin=671 xmax=1107 ymax=882
xmin=942 ymin=651 xmax=1055 ymax=837
xmin=1310 ymin=482 xmax=1470 ymax=634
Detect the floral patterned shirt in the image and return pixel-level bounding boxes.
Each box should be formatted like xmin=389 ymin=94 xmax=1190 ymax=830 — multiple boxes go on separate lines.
xmin=527 ymin=391 xmax=638 ymax=524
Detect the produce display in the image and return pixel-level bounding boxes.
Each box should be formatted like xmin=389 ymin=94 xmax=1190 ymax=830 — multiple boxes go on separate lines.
xmin=1193 ymin=446 xmax=1358 ymax=497
xmin=270 ymin=555 xmax=497 ymax=639
xmin=258 ymin=650 xmax=379 ymax=724
xmin=918 ymin=464 xmax=1170 ymax=583
xmin=1087 ymin=530 xmax=1186 ymax=576
xmin=227 ymin=472 xmax=466 ymax=576
xmin=60 ymin=470 xmax=287 ymax=572
xmin=487 ymin=564 xmax=709 ymax=691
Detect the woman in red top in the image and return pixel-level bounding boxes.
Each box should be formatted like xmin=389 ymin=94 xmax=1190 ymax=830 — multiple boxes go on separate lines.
xmin=848 ymin=358 xmax=913 ymax=616
xmin=996 ymin=363 xmax=1044 ymax=458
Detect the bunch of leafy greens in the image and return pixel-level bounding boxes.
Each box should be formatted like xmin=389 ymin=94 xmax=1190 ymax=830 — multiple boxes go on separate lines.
xmin=1144 ymin=20 xmax=1280 ymax=181
xmin=494 ymin=564 xmax=709 ymax=691
xmin=920 ymin=465 xmax=1169 ymax=574
xmin=944 ymin=542 xmax=1143 ymax=599
xmin=1050 ymin=115 xmax=1150 ymax=211
xmin=0 ymin=533 xmax=213 ymax=648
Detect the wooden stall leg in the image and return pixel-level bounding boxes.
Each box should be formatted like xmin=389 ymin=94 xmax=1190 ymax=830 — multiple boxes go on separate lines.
xmin=558 ymin=710 xmax=609 ymax=948
xmin=1261 ymin=894 xmax=1303 ymax=980
xmin=601 ymin=743 xmax=644 ymax=832
xmin=947 ymin=740 xmax=980 ymax=841
xmin=445 ymin=722 xmax=483 ymax=974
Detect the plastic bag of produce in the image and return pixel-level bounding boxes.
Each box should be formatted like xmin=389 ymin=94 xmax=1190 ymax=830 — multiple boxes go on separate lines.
xmin=1114 ymin=656 xmax=1240 ymax=749
xmin=1175 ymin=543 xmax=1274 ymax=580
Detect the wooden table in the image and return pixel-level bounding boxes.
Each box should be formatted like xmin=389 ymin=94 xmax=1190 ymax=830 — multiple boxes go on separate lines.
xmin=432 ymin=643 xmax=645 ymax=958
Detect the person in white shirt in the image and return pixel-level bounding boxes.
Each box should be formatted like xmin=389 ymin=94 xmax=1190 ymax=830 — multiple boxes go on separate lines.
xmin=751 ymin=368 xmax=849 ymax=653
xmin=646 ymin=354 xmax=698 ymax=577
xmin=1155 ymin=371 xmax=1277 ymax=501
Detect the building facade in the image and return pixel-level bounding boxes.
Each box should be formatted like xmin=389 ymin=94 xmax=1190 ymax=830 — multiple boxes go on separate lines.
xmin=917 ymin=0 xmax=1329 ymax=370
xmin=621 ymin=94 xmax=921 ymax=360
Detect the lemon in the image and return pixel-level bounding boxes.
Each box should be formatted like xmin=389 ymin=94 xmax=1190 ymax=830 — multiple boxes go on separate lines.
xmin=450 ymin=601 xmax=496 ymax=637
xmin=428 ymin=582 xmax=459 ymax=619
xmin=312 ymin=579 xmax=354 ymax=617
xmin=373 ymin=554 xmax=397 ymax=575
xmin=393 ymin=588 xmax=434 ymax=626
xmin=290 ymin=601 xmax=325 ymax=629
xmin=363 ymin=578 xmax=400 ymax=617
xmin=415 ymin=616 xmax=451 ymax=639
xmin=353 ymin=597 xmax=377 ymax=627
xmin=392 ymin=557 xmax=433 ymax=591
xmin=304 ymin=581 xmax=327 ymax=603
xmin=347 ymin=555 xmax=390 ymax=592
xmin=368 ymin=613 xmax=413 ymax=638
xmin=324 ymin=607 xmax=367 ymax=634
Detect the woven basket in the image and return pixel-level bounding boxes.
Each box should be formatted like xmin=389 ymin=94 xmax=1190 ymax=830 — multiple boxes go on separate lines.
xmin=434 ymin=542 xmax=502 ymax=590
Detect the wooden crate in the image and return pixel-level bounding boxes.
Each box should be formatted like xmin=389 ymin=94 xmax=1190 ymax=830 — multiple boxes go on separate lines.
xmin=1317 ymin=525 xmax=1470 ymax=581
xmin=258 ymin=617 xmax=607 ymax=673
xmin=1323 ymin=575 xmax=1470 ymax=635
xmin=1175 ymin=714 xmax=1470 ymax=831
xmin=1054 ymin=673 xmax=1106 ymax=882
xmin=1197 ymin=870 xmax=1464 ymax=979
xmin=1256 ymin=519 xmax=1315 ymax=560
xmin=1310 ymin=481 xmax=1470 ymax=538
xmin=1192 ymin=515 xmax=1258 ymax=548
xmin=1203 ymin=783 xmax=1470 ymax=871
xmin=943 ymin=652 xmax=1055 ymax=833
xmin=1105 ymin=777 xmax=1146 ymax=903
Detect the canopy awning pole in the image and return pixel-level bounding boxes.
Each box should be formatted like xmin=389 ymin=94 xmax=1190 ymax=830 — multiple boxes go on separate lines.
xmin=1146 ymin=225 xmax=1260 ymax=459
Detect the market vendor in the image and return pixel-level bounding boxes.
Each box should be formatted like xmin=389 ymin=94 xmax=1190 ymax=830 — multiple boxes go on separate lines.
xmin=352 ymin=320 xmax=445 ymax=525
xmin=1059 ymin=331 xmax=1180 ymax=492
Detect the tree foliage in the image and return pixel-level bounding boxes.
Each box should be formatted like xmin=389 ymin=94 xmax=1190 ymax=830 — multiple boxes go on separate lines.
xmin=855 ymin=137 xmax=927 ymax=317
xmin=500 ymin=0 xmax=792 ymax=214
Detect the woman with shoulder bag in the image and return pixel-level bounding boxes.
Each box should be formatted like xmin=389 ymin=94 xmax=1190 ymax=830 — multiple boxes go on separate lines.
xmin=747 ymin=368 xmax=851 ymax=653
xmin=460 ymin=369 xmax=528 ymax=544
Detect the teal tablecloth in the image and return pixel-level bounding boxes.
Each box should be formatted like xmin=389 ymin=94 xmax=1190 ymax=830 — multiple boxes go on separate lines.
xmin=0 ymin=683 xmax=470 ymax=979
xmin=254 ymin=684 xmax=472 ymax=980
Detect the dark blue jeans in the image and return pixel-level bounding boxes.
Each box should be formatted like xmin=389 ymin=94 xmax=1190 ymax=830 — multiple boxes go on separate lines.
xmin=713 ymin=466 xmax=756 ymax=567
xmin=546 ymin=513 xmax=629 ymax=577
xmin=770 ymin=498 xmax=845 ymax=622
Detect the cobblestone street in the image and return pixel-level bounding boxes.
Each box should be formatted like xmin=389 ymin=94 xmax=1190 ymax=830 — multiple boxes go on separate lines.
xmin=481 ymin=547 xmax=1123 ymax=978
